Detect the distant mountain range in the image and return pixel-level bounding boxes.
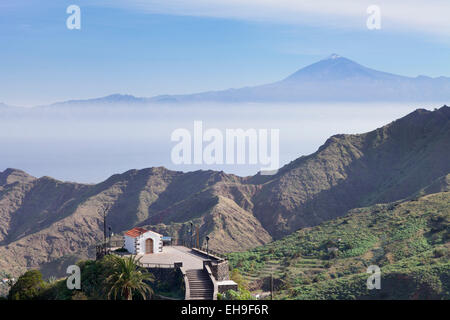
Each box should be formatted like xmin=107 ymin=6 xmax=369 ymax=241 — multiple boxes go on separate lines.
xmin=48 ymin=94 xmax=149 ymax=107
xmin=150 ymin=54 xmax=450 ymax=103
xmin=7 ymin=54 xmax=444 ymax=108
xmin=0 ymin=106 xmax=448 ymax=277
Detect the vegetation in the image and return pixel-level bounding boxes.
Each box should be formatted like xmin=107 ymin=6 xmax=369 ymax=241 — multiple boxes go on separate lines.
xmin=150 ymin=268 xmax=185 ymax=299
xmin=218 ymin=269 xmax=255 ymax=300
xmin=6 ymin=255 xmax=156 ymax=300
xmin=8 ymin=270 xmax=47 ymax=300
xmin=106 ymin=255 xmax=154 ymax=300
xmin=227 ymin=192 xmax=450 ymax=299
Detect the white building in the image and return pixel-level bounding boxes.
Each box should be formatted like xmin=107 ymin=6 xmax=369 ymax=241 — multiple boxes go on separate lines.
xmin=124 ymin=227 xmax=163 ymax=254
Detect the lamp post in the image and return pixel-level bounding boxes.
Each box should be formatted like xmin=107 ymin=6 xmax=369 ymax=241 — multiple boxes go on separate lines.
xmin=108 ymin=226 xmax=112 ymax=253
xmin=99 ymin=205 xmax=110 ymax=256
xmin=190 ymin=222 xmax=194 ymax=248
xmin=205 ymin=236 xmax=210 ymax=260
xmin=271 ymin=272 xmax=274 ymax=300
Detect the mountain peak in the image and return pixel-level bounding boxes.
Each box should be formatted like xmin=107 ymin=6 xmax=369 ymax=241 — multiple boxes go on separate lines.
xmin=282 ymin=54 xmax=402 ymax=83
xmin=325 ymin=53 xmax=342 ymax=60
xmin=0 ymin=168 xmax=36 ymax=186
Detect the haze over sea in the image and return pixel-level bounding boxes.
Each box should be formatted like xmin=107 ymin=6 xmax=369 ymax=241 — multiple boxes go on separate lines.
xmin=2 ymin=102 xmax=443 ymax=183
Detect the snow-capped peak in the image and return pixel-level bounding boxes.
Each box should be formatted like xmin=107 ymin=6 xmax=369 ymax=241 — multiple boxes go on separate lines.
xmin=327 ymin=53 xmax=342 ymax=60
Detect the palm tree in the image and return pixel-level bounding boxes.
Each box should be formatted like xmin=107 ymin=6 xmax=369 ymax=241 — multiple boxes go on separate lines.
xmin=106 ymin=255 xmax=154 ymax=300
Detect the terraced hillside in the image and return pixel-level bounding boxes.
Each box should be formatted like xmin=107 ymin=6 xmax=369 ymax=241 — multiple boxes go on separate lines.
xmin=227 ymin=189 xmax=450 ymax=299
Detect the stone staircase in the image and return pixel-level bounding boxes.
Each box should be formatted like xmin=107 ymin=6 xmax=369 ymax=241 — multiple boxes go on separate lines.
xmin=186 ymin=269 xmax=214 ymax=300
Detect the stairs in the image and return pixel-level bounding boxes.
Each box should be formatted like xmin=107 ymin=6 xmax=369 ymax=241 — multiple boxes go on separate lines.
xmin=186 ymin=269 xmax=214 ymax=300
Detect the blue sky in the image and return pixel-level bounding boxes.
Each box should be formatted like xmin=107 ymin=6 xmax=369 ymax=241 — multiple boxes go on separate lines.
xmin=1 ymin=0 xmax=450 ymax=106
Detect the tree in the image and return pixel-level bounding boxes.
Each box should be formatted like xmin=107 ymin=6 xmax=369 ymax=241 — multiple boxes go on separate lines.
xmin=8 ymin=270 xmax=46 ymax=300
xmin=106 ymin=255 xmax=154 ymax=300
xmin=231 ymin=269 xmax=248 ymax=290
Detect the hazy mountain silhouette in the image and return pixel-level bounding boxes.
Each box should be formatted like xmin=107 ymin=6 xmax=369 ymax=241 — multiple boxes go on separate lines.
xmin=7 ymin=54 xmax=449 ymax=109
xmin=149 ymin=54 xmax=450 ymax=103
xmin=47 ymin=94 xmax=150 ymax=107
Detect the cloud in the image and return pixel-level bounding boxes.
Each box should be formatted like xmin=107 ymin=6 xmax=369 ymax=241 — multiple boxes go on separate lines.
xmin=102 ymin=0 xmax=450 ymax=36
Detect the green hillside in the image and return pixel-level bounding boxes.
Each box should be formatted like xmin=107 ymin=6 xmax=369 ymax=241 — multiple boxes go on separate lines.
xmin=227 ymin=190 xmax=450 ymax=299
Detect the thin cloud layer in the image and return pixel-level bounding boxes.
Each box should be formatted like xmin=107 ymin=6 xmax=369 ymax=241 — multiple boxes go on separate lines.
xmin=105 ymin=0 xmax=450 ymax=35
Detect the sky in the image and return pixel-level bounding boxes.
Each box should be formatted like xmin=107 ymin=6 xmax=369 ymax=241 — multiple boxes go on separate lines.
xmin=1 ymin=0 xmax=450 ymax=106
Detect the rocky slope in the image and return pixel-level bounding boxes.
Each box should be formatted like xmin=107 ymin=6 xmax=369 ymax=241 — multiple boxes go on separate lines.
xmin=251 ymin=106 xmax=450 ymax=237
xmin=0 ymin=106 xmax=449 ymax=277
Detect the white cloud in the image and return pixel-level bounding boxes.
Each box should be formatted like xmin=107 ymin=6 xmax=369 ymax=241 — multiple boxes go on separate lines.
xmin=103 ymin=0 xmax=450 ymax=35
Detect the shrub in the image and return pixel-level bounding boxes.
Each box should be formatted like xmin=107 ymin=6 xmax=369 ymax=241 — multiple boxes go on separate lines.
xmin=8 ymin=270 xmax=47 ymax=300
xmin=221 ymin=289 xmax=254 ymax=300
xmin=433 ymin=248 xmax=445 ymax=258
xmin=231 ymin=269 xmax=248 ymax=290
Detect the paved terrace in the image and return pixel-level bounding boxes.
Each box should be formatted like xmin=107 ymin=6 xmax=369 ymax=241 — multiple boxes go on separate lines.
xmin=137 ymin=246 xmax=208 ymax=270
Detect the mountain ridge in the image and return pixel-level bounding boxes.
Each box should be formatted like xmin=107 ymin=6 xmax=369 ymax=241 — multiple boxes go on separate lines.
xmin=0 ymin=106 xmax=449 ymax=276
xmin=147 ymin=56 xmax=450 ymax=102
xmin=3 ymin=55 xmax=450 ymax=107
